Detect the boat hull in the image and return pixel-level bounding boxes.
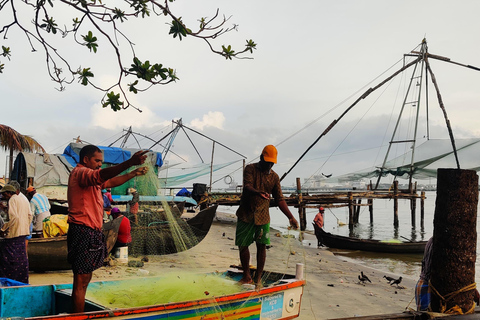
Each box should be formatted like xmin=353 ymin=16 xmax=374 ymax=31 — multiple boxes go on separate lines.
xmin=28 ymin=217 xmax=122 ymax=272
xmin=28 ymin=206 xmax=218 ymax=271
xmin=0 ymin=268 xmax=305 ymax=320
xmin=314 ymin=224 xmax=427 ymax=254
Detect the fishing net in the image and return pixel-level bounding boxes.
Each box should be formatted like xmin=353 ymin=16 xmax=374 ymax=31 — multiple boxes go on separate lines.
xmin=113 ymin=162 xmax=216 ymax=256
xmin=324 ymin=138 xmax=480 ymax=183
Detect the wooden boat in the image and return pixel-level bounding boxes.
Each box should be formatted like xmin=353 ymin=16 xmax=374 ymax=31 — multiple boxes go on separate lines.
xmin=313 ymin=223 xmax=427 ymax=254
xmin=28 ymin=205 xmax=218 ymax=271
xmin=128 ymin=204 xmax=218 ymax=256
xmin=0 ymin=265 xmax=305 ymax=320
xmin=28 ymin=217 xmax=123 ymax=272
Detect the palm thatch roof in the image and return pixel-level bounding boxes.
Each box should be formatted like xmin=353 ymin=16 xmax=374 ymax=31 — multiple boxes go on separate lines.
xmin=0 ymin=124 xmax=46 ymax=176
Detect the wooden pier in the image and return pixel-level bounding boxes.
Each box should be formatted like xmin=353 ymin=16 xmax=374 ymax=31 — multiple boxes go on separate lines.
xmin=207 ymin=179 xmax=426 ymax=231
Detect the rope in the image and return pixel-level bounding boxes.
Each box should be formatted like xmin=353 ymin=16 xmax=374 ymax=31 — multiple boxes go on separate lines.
xmin=429 ymin=281 xmax=476 ymax=314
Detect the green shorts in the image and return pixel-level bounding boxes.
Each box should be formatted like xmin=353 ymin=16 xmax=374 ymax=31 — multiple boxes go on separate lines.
xmin=235 ymin=220 xmax=270 ymax=247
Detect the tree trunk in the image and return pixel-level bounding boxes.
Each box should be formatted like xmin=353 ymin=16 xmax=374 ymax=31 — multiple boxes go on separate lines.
xmin=430 ymin=169 xmax=478 ymax=314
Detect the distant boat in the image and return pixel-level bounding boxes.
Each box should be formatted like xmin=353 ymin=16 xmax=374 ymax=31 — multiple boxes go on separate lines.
xmin=313 ymin=223 xmax=427 ymax=254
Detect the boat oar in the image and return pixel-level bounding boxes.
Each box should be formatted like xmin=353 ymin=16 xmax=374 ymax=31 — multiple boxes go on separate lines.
xmin=327 ymin=208 xmax=346 ymax=226
xmin=400 ymin=236 xmax=413 ymax=242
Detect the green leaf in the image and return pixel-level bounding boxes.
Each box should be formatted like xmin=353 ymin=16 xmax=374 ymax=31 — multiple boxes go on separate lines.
xmin=129 ymin=80 xmax=139 ymax=94
xmin=169 ymin=19 xmax=189 ymax=41
xmin=78 ymin=67 xmax=94 ymax=86
xmin=102 ymin=91 xmax=123 ymax=111
xmin=2 ymin=46 xmax=11 ymax=60
xmin=82 ymin=31 xmax=98 ymax=53
xmin=245 ymin=39 xmax=257 ymax=53
xmin=222 ymin=45 xmax=235 ymax=60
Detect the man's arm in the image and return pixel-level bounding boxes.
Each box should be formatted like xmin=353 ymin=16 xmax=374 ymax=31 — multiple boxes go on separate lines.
xmin=278 ymin=200 xmax=299 ymax=229
xmin=104 ymin=168 xmax=147 ymax=188
xmin=99 ymin=150 xmax=149 ymax=181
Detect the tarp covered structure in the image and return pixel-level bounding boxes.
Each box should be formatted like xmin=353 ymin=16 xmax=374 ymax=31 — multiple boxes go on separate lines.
xmin=11 ymin=143 xmax=163 ymax=198
xmin=323 ymin=138 xmax=480 ymax=183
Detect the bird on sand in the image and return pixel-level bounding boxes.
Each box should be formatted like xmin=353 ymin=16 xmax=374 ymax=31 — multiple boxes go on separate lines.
xmin=383 ymin=275 xmax=395 ymax=284
xmin=358 ymin=271 xmax=371 ymax=284
xmin=390 ymin=276 xmax=403 ymax=287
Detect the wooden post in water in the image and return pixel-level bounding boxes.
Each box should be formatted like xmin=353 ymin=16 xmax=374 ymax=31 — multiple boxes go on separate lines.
xmin=410 ymin=182 xmax=416 ymax=227
xmin=296 ymin=178 xmax=306 ymax=231
xmin=420 ymin=191 xmax=425 ymax=229
xmin=354 ymin=199 xmax=361 ymax=223
xmin=348 ymin=192 xmax=354 ymax=228
xmin=368 ymin=198 xmax=373 ymax=223
xmin=430 ymin=169 xmax=478 ymax=314
xmin=393 ymin=181 xmax=399 ymax=227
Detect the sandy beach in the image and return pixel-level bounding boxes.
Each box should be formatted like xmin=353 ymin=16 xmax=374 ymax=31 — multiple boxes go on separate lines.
xmin=29 ymin=212 xmax=417 ymax=319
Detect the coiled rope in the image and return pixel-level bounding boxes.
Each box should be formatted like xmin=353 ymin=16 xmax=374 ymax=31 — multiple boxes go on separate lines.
xmin=429 ymin=281 xmax=477 ymax=314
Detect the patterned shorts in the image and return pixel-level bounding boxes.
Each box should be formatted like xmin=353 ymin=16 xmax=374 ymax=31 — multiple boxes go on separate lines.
xmin=67 ymin=223 xmax=107 ymax=274
xmin=0 ymin=236 xmax=28 ymax=284
xmin=235 ymin=220 xmax=270 ymax=247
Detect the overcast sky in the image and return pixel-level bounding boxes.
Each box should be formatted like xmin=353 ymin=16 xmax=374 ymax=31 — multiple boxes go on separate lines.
xmin=2 ymin=0 xmax=480 ymax=189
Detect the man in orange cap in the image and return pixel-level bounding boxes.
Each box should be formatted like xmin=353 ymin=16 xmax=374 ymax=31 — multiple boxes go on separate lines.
xmin=235 ymin=145 xmax=299 ymax=286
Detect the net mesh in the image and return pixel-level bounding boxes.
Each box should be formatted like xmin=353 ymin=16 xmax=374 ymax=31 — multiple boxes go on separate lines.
xmin=113 ymin=162 xmax=216 ymax=256
xmin=324 ymin=138 xmax=480 ymax=183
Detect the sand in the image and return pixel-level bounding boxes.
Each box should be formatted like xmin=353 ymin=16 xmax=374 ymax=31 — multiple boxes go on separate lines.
xmin=28 ymin=212 xmax=417 ymax=319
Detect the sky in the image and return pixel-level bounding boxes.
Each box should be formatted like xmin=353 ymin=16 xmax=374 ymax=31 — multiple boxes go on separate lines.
xmin=2 ymin=0 xmax=480 ymax=190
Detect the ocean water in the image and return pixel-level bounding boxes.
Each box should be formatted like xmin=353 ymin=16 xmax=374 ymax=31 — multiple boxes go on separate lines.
xmin=219 ymin=191 xmax=480 ymax=282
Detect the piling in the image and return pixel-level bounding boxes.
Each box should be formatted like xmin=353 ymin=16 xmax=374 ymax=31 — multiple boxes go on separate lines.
xmin=368 ymin=198 xmax=373 ymax=223
xmin=296 ymin=178 xmax=306 ymax=231
xmin=393 ymin=181 xmax=399 ymax=227
xmin=430 ymin=169 xmax=478 ymax=314
xmin=420 ymin=191 xmax=425 ymax=228
xmin=348 ymin=192 xmax=354 ymax=228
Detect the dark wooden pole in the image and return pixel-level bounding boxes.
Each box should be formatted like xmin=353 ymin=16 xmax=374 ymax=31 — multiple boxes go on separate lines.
xmin=393 ymin=181 xmax=399 ymax=227
xmin=354 ymin=199 xmax=361 ymax=223
xmin=368 ymin=198 xmax=373 ymax=223
xmin=348 ymin=192 xmax=354 ymax=228
xmin=430 ymin=169 xmax=478 ymax=314
xmin=410 ymin=197 xmax=416 ymax=227
xmin=296 ymin=178 xmax=306 ymax=231
xmin=420 ymin=191 xmax=425 ymax=229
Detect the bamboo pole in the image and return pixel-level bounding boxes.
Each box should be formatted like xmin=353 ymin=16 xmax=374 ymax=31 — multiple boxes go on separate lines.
xmin=430 ymin=169 xmax=478 ymax=313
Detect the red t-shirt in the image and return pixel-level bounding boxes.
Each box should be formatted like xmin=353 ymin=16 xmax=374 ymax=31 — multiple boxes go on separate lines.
xmin=117 ymin=216 xmax=132 ymax=244
xmin=67 ymin=164 xmax=107 ymax=230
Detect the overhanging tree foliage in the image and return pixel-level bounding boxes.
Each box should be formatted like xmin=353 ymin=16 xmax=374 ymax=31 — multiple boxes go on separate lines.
xmin=0 ymin=0 xmax=256 ymax=111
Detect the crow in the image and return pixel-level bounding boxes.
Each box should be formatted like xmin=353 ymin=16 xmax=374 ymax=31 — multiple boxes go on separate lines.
xmin=383 ymin=275 xmax=395 ymax=284
xmin=361 ymin=271 xmax=371 ymax=283
xmin=322 ymin=173 xmax=332 ymax=178
xmin=390 ymin=276 xmax=402 ymax=287
xmin=358 ymin=271 xmax=371 ymax=284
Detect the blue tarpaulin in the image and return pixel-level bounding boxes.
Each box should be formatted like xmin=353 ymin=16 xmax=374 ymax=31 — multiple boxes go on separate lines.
xmin=62 ymin=143 xmax=162 ymax=168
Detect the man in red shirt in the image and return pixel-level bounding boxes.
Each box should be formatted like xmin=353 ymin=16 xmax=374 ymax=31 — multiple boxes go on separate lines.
xmin=313 ymin=207 xmax=325 ymax=229
xmin=110 ymin=207 xmax=131 ymax=249
xmin=67 ymin=144 xmax=149 ymax=313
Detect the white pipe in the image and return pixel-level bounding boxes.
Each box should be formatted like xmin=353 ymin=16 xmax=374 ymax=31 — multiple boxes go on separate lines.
xmin=295 ymin=263 xmax=304 ymax=280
